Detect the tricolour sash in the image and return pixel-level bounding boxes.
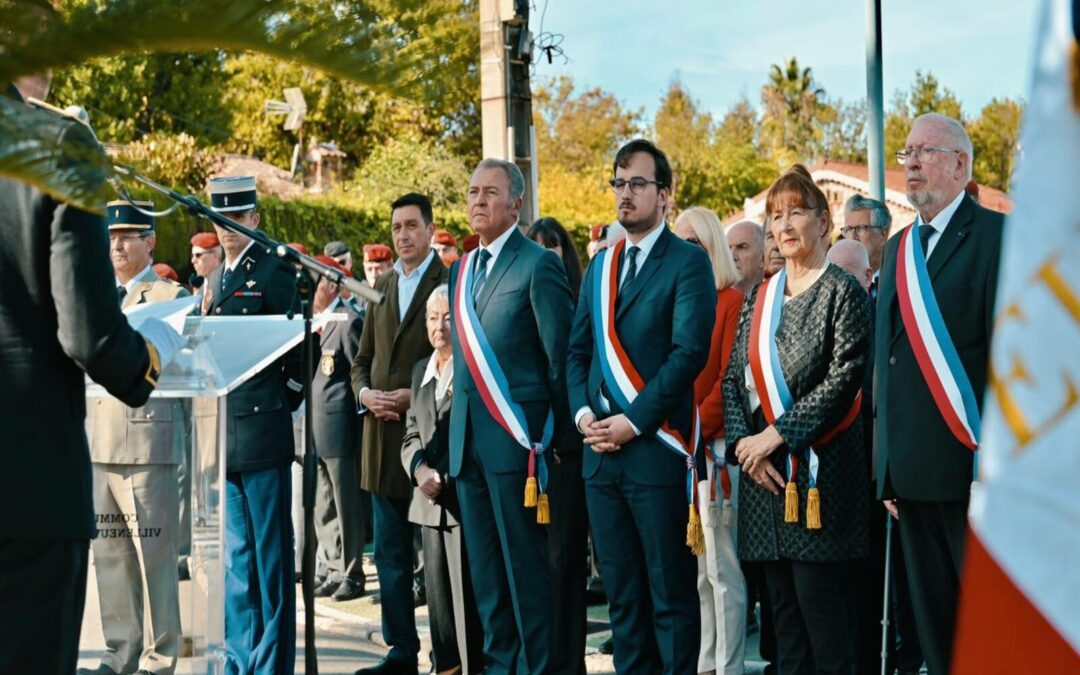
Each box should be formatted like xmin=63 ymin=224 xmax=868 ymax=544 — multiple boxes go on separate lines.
xmin=703 ymin=440 xmax=734 ymax=527
xmin=591 ymin=240 xmax=704 ymax=554
xmin=747 ymin=268 xmax=861 ymax=529
xmin=454 ymin=250 xmax=554 ymax=524
xmin=895 ymin=224 xmax=981 ymax=452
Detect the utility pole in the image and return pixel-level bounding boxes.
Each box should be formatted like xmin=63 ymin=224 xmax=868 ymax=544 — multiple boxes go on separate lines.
xmin=865 ymin=0 xmax=885 ymax=202
xmin=479 ymin=0 xmax=538 ymax=225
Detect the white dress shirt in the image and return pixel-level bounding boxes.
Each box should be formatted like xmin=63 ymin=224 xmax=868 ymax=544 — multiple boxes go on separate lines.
xmin=574 ymin=221 xmax=669 ymax=434
xmin=393 ymin=249 xmax=437 ymax=322
xmin=474 ymin=223 xmax=518 ymax=280
xmin=223 ymin=240 xmax=257 ymax=275
xmin=117 ymin=263 xmax=155 ymax=293
xmin=915 ymin=189 xmax=966 ymax=260
xmin=422 ymin=352 xmax=454 ymax=406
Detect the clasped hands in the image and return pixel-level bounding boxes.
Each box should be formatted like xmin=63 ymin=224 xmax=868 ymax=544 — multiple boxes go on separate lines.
xmin=414 ymin=462 xmax=442 ymax=504
xmin=734 ymin=425 xmax=786 ymax=495
xmin=362 ymin=388 xmax=410 ymax=421
xmin=577 ymin=412 xmax=636 ymax=452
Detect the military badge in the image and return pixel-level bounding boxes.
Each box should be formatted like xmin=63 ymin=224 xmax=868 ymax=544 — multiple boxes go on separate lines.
xmin=245 ymin=280 xmax=256 ymax=289
xmin=320 ymin=351 xmax=335 ymax=376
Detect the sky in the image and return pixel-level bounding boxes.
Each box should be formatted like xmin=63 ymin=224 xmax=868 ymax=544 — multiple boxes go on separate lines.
xmin=527 ymin=0 xmax=1038 ymax=121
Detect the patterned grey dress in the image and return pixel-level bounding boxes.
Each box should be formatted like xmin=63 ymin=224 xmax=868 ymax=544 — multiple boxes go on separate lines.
xmin=722 ymin=264 xmax=871 ymax=562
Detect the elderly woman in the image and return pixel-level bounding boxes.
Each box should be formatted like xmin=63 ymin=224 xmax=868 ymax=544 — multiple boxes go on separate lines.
xmin=722 ymin=165 xmax=871 ymax=675
xmin=673 ymin=206 xmax=747 ymax=675
xmin=401 ymin=284 xmax=483 ymax=674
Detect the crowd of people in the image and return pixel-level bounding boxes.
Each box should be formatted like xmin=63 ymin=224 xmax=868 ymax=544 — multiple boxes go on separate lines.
xmin=2 ymin=66 xmax=1001 ymax=675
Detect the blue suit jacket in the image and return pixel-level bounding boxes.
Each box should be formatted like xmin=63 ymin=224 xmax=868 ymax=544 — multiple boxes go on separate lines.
xmin=448 ymin=227 xmax=575 ymax=476
xmin=567 ymin=226 xmax=716 ymax=487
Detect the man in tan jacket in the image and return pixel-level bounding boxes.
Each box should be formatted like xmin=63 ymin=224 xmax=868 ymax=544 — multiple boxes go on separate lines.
xmin=81 ymin=201 xmax=190 ymax=675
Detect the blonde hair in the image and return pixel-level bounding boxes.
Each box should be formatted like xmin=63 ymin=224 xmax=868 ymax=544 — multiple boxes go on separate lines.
xmin=674 ymin=206 xmax=740 ymax=290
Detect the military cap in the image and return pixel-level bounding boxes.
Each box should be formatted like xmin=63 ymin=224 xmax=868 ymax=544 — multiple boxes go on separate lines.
xmin=462 ymin=234 xmax=480 ymax=253
xmin=324 ymin=240 xmax=350 ymax=258
xmin=107 ymin=199 xmax=155 ymax=233
xmin=209 ymin=175 xmax=257 ymax=212
xmin=432 ymin=229 xmax=457 ymax=247
xmin=315 ymin=254 xmax=352 ymax=277
xmin=190 ymin=231 xmax=220 ymax=251
xmin=363 ymin=244 xmax=393 ymax=263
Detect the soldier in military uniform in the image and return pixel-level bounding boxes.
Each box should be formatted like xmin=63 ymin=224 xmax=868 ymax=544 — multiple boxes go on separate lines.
xmin=81 ymin=201 xmax=190 ymax=675
xmin=203 ymin=176 xmax=301 ymax=675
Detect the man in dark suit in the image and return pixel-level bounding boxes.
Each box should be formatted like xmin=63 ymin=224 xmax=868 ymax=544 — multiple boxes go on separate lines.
xmin=875 ymin=113 xmax=1004 ymax=675
xmin=308 ymin=255 xmax=366 ymax=602
xmin=448 ymin=159 xmax=575 ymax=674
xmin=351 ymin=193 xmax=448 ymax=674
xmin=203 ymin=176 xmax=301 ymax=675
xmin=0 ymin=78 xmax=179 ymax=675
xmin=567 ymin=139 xmax=715 ymax=674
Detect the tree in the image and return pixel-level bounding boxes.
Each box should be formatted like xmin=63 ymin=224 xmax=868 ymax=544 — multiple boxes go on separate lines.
xmin=351 ymin=133 xmax=470 ymax=209
xmin=819 ymin=98 xmax=867 ymax=164
xmin=654 ymin=80 xmax=716 ymax=210
xmin=884 ymin=71 xmax=964 ymax=165
xmin=969 ymin=97 xmax=1023 ymax=191
xmin=760 ymin=57 xmax=829 ymax=165
xmin=712 ymin=99 xmax=778 ymax=216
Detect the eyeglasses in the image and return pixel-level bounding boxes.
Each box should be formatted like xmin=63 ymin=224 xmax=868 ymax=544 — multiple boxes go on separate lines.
xmin=609 ymin=177 xmax=663 ymax=195
xmin=896 ymin=146 xmax=960 ymax=165
xmin=839 ymin=225 xmax=886 ymax=238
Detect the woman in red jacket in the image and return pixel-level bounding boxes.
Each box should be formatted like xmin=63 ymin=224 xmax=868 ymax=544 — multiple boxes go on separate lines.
xmin=673 ymin=206 xmax=747 ymax=675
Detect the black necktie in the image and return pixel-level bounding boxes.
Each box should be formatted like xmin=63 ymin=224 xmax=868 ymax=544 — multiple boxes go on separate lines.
xmin=221 ymin=266 xmax=231 ymax=292
xmin=472 ymin=249 xmax=492 ymax=303
xmin=918 ymin=223 xmax=935 ymax=254
xmin=116 ymin=286 xmax=127 ymax=306
xmin=620 ymin=246 xmax=640 ymax=294
xmin=869 ymin=277 xmax=878 ymax=302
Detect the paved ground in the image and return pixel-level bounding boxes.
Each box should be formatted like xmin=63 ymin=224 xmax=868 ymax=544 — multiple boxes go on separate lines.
xmin=78 ymin=551 xmax=772 ymax=674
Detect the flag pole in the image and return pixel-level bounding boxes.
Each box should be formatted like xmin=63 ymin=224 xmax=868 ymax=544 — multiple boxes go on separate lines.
xmin=866 ymin=0 xmax=885 ymax=202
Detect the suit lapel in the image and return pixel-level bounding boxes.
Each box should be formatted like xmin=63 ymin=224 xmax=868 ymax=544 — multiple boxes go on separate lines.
xmin=615 ymin=225 xmax=669 ymax=321
xmin=395 ymin=254 xmax=442 ymax=342
xmin=212 ymin=246 xmax=260 ymax=313
xmin=925 ymin=194 xmax=975 ymax=282
xmin=384 ymin=272 xmax=402 ymax=336
xmin=476 ymin=228 xmax=522 ymax=318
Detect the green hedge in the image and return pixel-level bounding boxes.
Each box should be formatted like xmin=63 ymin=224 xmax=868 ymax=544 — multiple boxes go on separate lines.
xmin=147 ymin=195 xmax=473 ymax=280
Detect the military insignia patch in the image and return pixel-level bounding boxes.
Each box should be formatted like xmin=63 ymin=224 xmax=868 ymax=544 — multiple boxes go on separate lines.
xmin=320 ymin=352 xmax=335 ymax=376
xmin=245 ymin=280 xmax=256 ymax=288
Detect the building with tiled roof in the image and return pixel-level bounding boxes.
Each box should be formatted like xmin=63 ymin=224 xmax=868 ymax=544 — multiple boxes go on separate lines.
xmin=724 ymin=158 xmax=1013 ymax=235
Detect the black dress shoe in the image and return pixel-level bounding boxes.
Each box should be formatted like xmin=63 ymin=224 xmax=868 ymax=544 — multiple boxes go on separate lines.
xmin=354 ymin=655 xmax=419 ymax=674
xmin=598 ymin=637 xmax=614 ymax=655
xmin=314 ymin=578 xmax=341 ymax=598
xmin=332 ymin=577 xmax=366 ymax=601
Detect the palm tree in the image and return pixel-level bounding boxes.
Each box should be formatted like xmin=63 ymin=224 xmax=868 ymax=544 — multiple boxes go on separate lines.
xmin=760 ymin=57 xmax=827 ymax=165
xmin=0 ymin=0 xmax=455 ymax=211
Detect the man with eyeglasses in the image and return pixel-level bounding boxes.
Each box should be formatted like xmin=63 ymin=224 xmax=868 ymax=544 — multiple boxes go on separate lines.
xmin=568 ymin=139 xmax=714 ymax=673
xmin=841 ymin=195 xmax=892 ymax=298
xmin=189 ymin=231 xmax=222 ymax=295
xmin=874 ymin=113 xmax=1004 ymax=675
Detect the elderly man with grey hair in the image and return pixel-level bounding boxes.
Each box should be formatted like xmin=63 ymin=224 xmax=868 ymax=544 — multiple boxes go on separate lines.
xmin=827 ymin=238 xmax=873 ymax=291
xmin=448 ymin=158 xmax=575 ymax=673
xmin=875 ymin=112 xmax=1003 ymax=674
xmin=841 ymin=194 xmax=892 ymax=294
xmin=726 ymin=220 xmax=764 ymax=294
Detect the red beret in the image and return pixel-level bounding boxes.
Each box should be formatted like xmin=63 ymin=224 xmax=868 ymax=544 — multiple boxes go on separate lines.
xmin=590 ymin=224 xmax=605 ymax=242
xmin=462 ymin=234 xmax=480 ymax=253
xmin=432 ymin=229 xmax=457 ymax=247
xmin=287 ymin=242 xmax=309 ymax=256
xmin=363 ymin=243 xmax=393 ymax=262
xmin=314 ymin=254 xmax=352 ymax=277
xmin=190 ymin=231 xmax=220 ymax=249
xmin=439 ymin=250 xmax=460 ymax=267
xmin=153 ymin=263 xmax=179 ymax=282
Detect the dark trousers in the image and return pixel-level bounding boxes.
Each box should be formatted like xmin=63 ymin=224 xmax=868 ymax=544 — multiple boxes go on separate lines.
xmin=314 ymin=455 xmax=366 ymax=583
xmin=372 ymin=493 xmax=420 ymax=663
xmin=897 ymin=499 xmax=968 ymax=675
xmin=742 ymin=560 xmax=777 ymax=674
xmin=0 ymin=538 xmax=89 ymax=675
xmin=422 ymin=524 xmax=485 ymax=673
xmin=456 ymin=446 xmax=552 ymax=675
xmin=547 ymin=451 xmax=588 ymax=675
xmin=762 ymin=559 xmax=855 ymax=675
xmin=586 ymin=469 xmax=699 ymax=675
xmin=224 ymin=466 xmax=295 ymax=675
xmin=856 ymin=505 xmax=924 ymax=675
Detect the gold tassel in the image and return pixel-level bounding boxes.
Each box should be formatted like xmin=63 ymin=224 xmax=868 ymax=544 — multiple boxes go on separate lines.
xmin=806 ymin=487 xmax=822 ymax=530
xmin=523 ymin=476 xmax=538 ymax=507
xmin=687 ymin=505 xmax=705 ymax=556
xmin=784 ymin=481 xmax=799 ymax=523
xmin=721 ymin=499 xmax=734 ymax=528
xmin=1071 ymin=41 xmax=1080 ymax=112
xmin=536 ymin=493 xmax=550 ymax=524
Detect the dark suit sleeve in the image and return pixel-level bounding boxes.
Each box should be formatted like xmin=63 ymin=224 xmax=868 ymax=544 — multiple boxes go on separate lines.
xmin=723 ymin=288 xmax=757 ymax=461
xmin=625 ymin=247 xmax=715 ymax=435
xmin=49 ymin=122 xmax=154 ymax=406
xmin=266 ymin=262 xmax=303 ymax=406
xmin=344 ymin=311 xmax=363 ymax=368
xmin=350 ymin=281 xmax=379 ymax=402
xmin=529 ymin=249 xmax=575 ymax=447
xmin=773 ymin=277 xmax=871 ymax=450
xmin=566 ymin=256 xmax=596 ymax=420
xmin=401 ymin=360 xmax=427 ymax=484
